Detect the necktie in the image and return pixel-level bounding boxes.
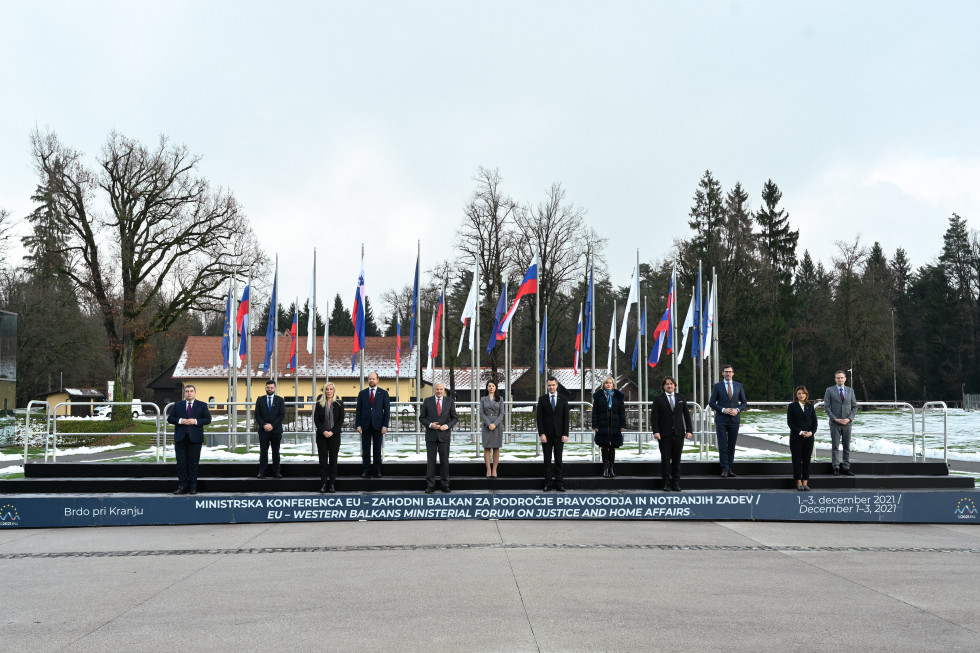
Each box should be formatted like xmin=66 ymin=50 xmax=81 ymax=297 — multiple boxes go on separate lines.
xmin=187 ymin=401 xmax=192 ymax=414
xmin=727 ymin=382 xmax=732 ymax=400
xmin=551 ymin=395 xmax=556 ymax=412
xmin=437 ymin=398 xmax=442 ymax=416
xmin=669 ymin=394 xmax=674 ymax=409
xmin=840 ymin=387 xmax=845 ymax=402
xmin=268 ymin=396 xmax=272 ymax=410
xmin=370 ymin=388 xmax=375 ymax=406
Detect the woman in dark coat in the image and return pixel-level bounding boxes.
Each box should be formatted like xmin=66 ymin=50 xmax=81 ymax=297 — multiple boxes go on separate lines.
xmin=313 ymin=382 xmax=345 ymax=493
xmin=787 ymin=385 xmax=818 ymax=491
xmin=592 ymin=375 xmax=626 ymax=477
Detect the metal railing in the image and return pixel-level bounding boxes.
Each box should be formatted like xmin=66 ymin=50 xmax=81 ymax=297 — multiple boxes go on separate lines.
xmin=920 ymin=401 xmax=948 ymax=464
xmin=48 ymin=401 xmax=163 ymax=462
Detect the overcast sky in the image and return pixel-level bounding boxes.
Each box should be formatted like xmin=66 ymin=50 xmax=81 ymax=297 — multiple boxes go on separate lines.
xmin=2 ymin=1 xmax=978 ymax=317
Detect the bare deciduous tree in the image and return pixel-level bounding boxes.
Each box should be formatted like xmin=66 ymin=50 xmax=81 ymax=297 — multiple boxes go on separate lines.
xmin=30 ymin=129 xmax=267 ymax=401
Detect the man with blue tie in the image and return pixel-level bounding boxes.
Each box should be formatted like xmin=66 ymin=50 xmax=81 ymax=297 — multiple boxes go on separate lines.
xmin=536 ymin=377 xmax=570 ymax=492
xmin=823 ymin=370 xmax=858 ymax=476
xmin=167 ymin=385 xmax=212 ymax=495
xmin=355 ymin=372 xmax=390 ymax=478
xmin=708 ymin=364 xmax=748 ymax=478
xmin=255 ymin=380 xmax=286 ymax=479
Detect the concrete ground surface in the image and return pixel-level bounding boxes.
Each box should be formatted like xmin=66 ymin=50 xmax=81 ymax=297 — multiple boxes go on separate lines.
xmin=2 ymin=519 xmax=980 ymax=652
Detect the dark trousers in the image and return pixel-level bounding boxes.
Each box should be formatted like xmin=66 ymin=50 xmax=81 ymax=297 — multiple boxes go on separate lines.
xmin=716 ymin=421 xmax=739 ymax=471
xmin=259 ymin=431 xmax=282 ymax=473
xmin=658 ymin=435 xmax=684 ymax=482
xmin=789 ymin=434 xmax=815 ymax=481
xmin=174 ymin=438 xmax=202 ymax=489
xmin=425 ymin=436 xmax=450 ymax=489
xmin=543 ymin=437 xmax=564 ymax=483
xmin=316 ymin=433 xmax=341 ymax=482
xmin=361 ymin=429 xmax=383 ymax=475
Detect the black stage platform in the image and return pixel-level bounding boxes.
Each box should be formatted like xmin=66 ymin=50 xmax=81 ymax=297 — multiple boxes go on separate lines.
xmin=3 ymin=460 xmax=973 ymax=494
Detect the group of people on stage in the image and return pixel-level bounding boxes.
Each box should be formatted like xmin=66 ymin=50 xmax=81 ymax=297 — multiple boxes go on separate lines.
xmin=166 ymin=368 xmax=859 ymax=495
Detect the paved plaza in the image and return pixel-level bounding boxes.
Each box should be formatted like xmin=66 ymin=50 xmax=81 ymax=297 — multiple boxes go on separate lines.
xmin=2 ymin=519 xmax=979 ymax=652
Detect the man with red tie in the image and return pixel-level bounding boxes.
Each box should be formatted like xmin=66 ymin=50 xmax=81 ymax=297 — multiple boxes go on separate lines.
xmin=355 ymin=372 xmax=390 ymax=478
xmin=419 ymin=382 xmax=458 ymax=493
xmin=167 ymin=385 xmax=212 ymax=495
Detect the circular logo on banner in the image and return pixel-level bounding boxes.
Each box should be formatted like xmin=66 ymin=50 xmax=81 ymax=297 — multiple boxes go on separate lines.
xmin=954 ymin=498 xmax=977 ymax=520
xmin=0 ymin=504 xmax=20 ymax=526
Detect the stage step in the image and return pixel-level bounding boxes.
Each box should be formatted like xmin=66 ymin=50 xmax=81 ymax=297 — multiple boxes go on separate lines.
xmin=2 ymin=461 xmax=971 ymax=494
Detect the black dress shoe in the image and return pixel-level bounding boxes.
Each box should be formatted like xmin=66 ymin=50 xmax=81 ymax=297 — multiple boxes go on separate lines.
xmin=842 ymin=468 xmax=855 ymax=476
xmin=257 ymin=473 xmax=266 ymax=479
xmin=320 ymin=484 xmax=328 ymax=493
xmin=556 ymin=485 xmax=566 ymax=492
xmin=425 ymin=488 xmax=435 ymax=494
xmin=173 ymin=487 xmax=188 ymax=495
xmin=375 ymin=472 xmax=383 ymax=479
xmin=608 ymin=466 xmax=616 ymax=478
xmin=671 ymin=483 xmax=682 ymax=492
xmin=189 ymin=488 xmax=197 ymax=495
xmin=361 ymin=473 xmax=369 ymax=479
xmin=720 ymin=470 xmax=729 ymax=478
xmin=328 ymin=481 xmax=336 ymax=493
xmin=802 ymin=485 xmax=811 ymax=491
xmin=274 ymin=472 xmax=282 ymax=479
xmin=727 ymin=469 xmax=737 ymax=478
xmin=543 ymin=483 xmax=554 ymax=492
xmin=441 ymin=486 xmax=451 ymax=493
xmin=832 ymin=467 xmax=841 ymax=476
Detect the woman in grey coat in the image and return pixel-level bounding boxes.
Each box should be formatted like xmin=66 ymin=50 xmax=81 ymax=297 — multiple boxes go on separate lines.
xmin=480 ymin=380 xmax=504 ymax=477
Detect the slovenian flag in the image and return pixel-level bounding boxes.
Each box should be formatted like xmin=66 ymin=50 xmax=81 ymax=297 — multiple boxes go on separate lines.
xmin=287 ymin=310 xmax=298 ymax=372
xmin=487 ymin=282 xmax=507 ymax=355
xmin=573 ymin=308 xmax=582 ymax=375
xmin=351 ymin=259 xmax=366 ymax=371
xmin=236 ymin=282 xmax=250 ymax=364
xmin=647 ymin=307 xmax=670 ymax=369
xmin=498 ymin=254 xmax=537 ymax=337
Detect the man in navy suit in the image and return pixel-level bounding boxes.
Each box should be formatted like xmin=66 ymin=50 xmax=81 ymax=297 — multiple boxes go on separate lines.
xmin=355 ymin=371 xmax=390 ymax=478
xmin=255 ymin=380 xmax=286 ymax=479
xmin=536 ymin=376 xmax=570 ymax=492
xmin=708 ymin=364 xmax=748 ymax=478
xmin=167 ymin=385 xmax=212 ymax=494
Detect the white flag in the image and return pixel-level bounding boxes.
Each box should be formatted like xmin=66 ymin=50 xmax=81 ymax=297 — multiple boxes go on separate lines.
xmin=425 ymin=311 xmax=435 ymax=375
xmin=606 ymin=309 xmax=617 ymax=373
xmin=457 ymin=263 xmax=478 ymax=356
xmin=702 ymin=281 xmax=716 ymax=360
xmin=306 ymin=254 xmax=316 ymax=354
xmin=677 ymin=292 xmax=696 ymax=365
xmin=617 ymin=262 xmax=639 ymax=352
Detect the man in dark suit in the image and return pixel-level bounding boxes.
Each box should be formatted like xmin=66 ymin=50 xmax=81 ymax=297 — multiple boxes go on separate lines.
xmin=167 ymin=384 xmax=212 ymax=495
xmin=823 ymin=369 xmax=858 ymax=476
xmin=355 ymin=371 xmax=390 ymax=478
xmin=708 ymin=364 xmax=748 ymax=477
xmin=255 ymin=380 xmax=286 ymax=479
xmin=419 ymin=382 xmax=458 ymax=493
xmin=536 ymin=376 xmax=570 ymax=492
xmin=650 ymin=376 xmax=694 ymax=491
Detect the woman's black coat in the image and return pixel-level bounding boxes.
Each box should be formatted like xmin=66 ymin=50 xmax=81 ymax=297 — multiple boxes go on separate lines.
xmin=592 ymin=388 xmax=626 ymax=447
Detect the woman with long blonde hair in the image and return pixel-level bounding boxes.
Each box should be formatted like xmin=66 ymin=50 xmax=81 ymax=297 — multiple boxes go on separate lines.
xmin=313 ymin=382 xmax=345 ymax=493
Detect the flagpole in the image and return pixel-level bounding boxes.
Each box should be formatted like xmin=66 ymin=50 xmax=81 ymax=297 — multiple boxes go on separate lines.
xmin=578 ymin=302 xmax=585 ymax=427
xmin=612 ymin=299 xmax=618 ymax=382
xmin=245 ymin=269 xmax=253 ymax=454
xmin=225 ymin=279 xmax=232 ymax=441
xmin=473 ymin=258 xmax=480 ymax=439
xmin=230 ymin=275 xmax=239 ymax=452
xmin=535 ymin=254 xmax=541 ymax=401
xmin=671 ymin=263 xmax=678 ymax=386
xmin=712 ymin=267 xmax=720 ymax=386
xmin=395 ymin=311 xmax=400 ymax=406
xmin=273 ymin=256 xmax=279 ymax=385
xmin=310 ymin=250 xmax=317 ymax=455
xmin=324 ymin=297 xmax=330 ymax=386
xmin=359 ymin=243 xmax=365 ymax=391
xmin=441 ymin=276 xmax=447 ymax=378
xmin=635 ymin=247 xmax=642 ymax=434
xmin=504 ymin=279 xmax=511 ymax=445
xmin=415 ymin=241 xmax=421 ymax=446
xmin=542 ymin=305 xmax=548 ymax=377
xmin=640 ymin=295 xmax=647 ymax=435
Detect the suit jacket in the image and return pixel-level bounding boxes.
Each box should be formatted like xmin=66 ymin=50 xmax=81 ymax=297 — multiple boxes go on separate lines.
xmin=419 ymin=396 xmax=459 ymax=443
xmin=536 ymin=393 xmax=570 ymax=440
xmin=314 ymin=400 xmax=346 ymax=437
xmin=787 ymin=402 xmax=818 ymax=437
xmin=650 ymin=392 xmax=693 ymax=438
xmin=708 ymin=380 xmax=748 ymax=424
xmin=823 ymin=384 xmax=857 ymax=423
xmin=167 ymin=399 xmax=212 ymax=443
xmin=255 ymin=394 xmax=286 ymax=435
xmin=355 ymin=386 xmax=390 ymax=431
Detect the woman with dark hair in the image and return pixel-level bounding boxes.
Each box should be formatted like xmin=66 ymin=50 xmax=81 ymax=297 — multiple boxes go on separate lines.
xmin=313 ymin=382 xmax=345 ymax=493
xmin=480 ymin=380 xmax=504 ymax=477
xmin=787 ymin=385 xmax=818 ymax=491
xmin=592 ymin=375 xmax=626 ymax=477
